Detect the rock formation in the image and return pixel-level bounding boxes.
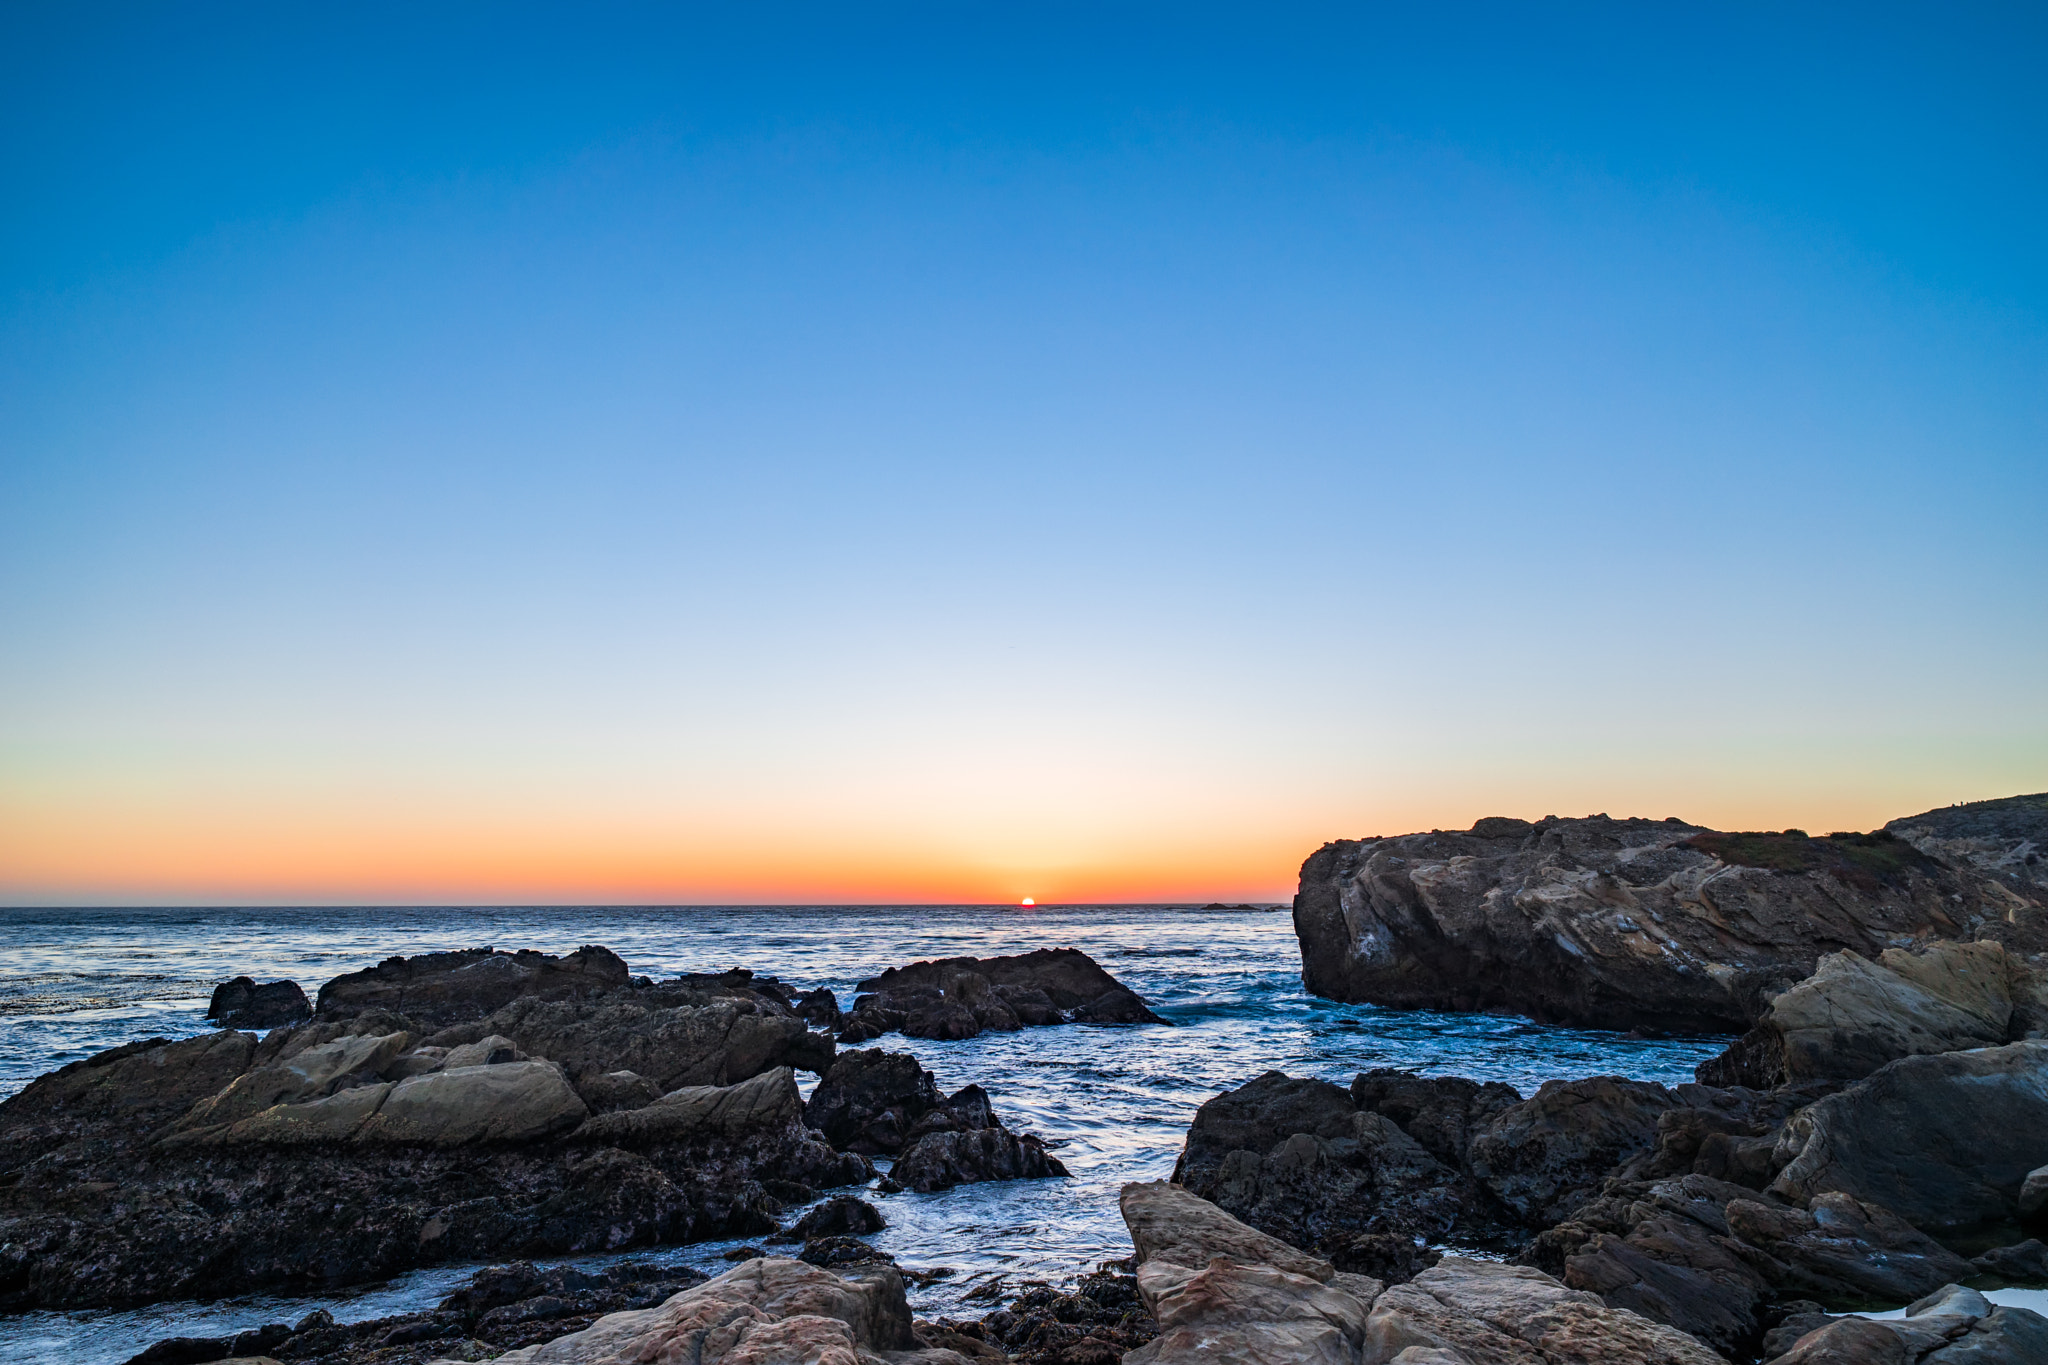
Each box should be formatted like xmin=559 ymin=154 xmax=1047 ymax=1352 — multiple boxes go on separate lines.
xmin=421 ymin=1256 xmax=967 ymax=1365
xmin=1117 ymin=1180 xmax=1722 ymax=1364
xmin=804 ymin=1048 xmax=1069 ymax=1191
xmin=1292 ymin=796 xmax=2048 ymax=1033
xmin=838 ymin=948 xmax=1164 ymax=1042
xmin=0 ymin=946 xmax=869 ymax=1312
xmin=204 ymin=976 xmax=311 ymax=1029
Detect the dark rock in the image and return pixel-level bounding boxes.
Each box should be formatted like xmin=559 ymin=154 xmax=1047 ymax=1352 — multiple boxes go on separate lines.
xmin=1972 ymin=1238 xmax=2048 ymax=1281
xmin=204 ymin=977 xmax=311 ymax=1029
xmin=804 ymin=1048 xmax=944 ymax=1154
xmin=962 ymin=1266 xmax=1158 ymax=1365
xmin=1467 ymin=1076 xmax=1682 ymax=1225
xmin=892 ymin=1125 xmax=1069 ymax=1192
xmin=1350 ymin=1068 xmax=1522 ymax=1167
xmin=1764 ymin=1316 xmax=1911 ymax=1364
xmin=785 ymin=1196 xmax=887 ymax=1240
xmin=1728 ymin=1192 xmax=1974 ymax=1303
xmin=840 ymin=948 xmax=1164 ymax=1042
xmin=1769 ymin=1040 xmax=2048 ymax=1234
xmin=799 ymin=1234 xmax=892 ymax=1267
xmin=1170 ymin=1070 xmax=1505 ymax=1256
xmin=793 ymin=987 xmax=843 ymax=1030
xmin=1292 ymin=803 xmax=2048 ymax=1032
xmin=124 ymin=1257 xmax=711 ymax=1365
xmin=0 ymin=1034 xmax=863 ymax=1312
xmin=1327 ymin=1230 xmax=1441 ymax=1283
xmin=316 ymin=945 xmax=631 ymax=1026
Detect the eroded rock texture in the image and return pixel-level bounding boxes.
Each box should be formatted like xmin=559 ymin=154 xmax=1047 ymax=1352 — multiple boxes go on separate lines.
xmin=1293 ymin=797 xmax=2048 ymax=1033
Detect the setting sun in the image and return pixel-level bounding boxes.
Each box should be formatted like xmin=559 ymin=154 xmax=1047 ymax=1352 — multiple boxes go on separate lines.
xmin=1020 ymin=897 xmax=1035 ymax=906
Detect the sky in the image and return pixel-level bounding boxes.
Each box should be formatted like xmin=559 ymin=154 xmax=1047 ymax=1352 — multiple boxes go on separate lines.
xmin=1 ymin=3 xmax=2044 ymax=905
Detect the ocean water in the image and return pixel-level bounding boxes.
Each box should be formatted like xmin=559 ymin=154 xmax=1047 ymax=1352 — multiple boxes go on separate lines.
xmin=1 ymin=903 xmax=1730 ymax=1364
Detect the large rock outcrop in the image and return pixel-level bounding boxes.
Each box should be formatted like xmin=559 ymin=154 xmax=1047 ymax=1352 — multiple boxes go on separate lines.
xmin=0 ymin=949 xmax=871 ymax=1311
xmin=1293 ymin=799 xmax=2048 ymax=1032
xmin=838 ymin=947 xmax=1164 ymax=1042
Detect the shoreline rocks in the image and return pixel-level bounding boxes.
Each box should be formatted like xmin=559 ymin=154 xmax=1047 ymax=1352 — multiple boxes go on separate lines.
xmin=0 ymin=944 xmax=876 ymax=1312
xmin=837 ymin=948 xmax=1164 ymax=1043
xmin=1292 ymin=796 xmax=2048 ymax=1033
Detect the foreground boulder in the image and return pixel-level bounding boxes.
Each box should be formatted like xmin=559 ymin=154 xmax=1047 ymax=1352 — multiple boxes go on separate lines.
xmin=839 ymin=947 xmax=1163 ymax=1042
xmin=1293 ymin=798 xmax=2048 ymax=1032
xmin=424 ymin=1256 xmax=969 ymax=1365
xmin=1366 ymin=1257 xmax=1727 ymax=1364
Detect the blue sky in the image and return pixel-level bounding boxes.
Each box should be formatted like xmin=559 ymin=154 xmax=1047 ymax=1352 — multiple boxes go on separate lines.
xmin=2 ymin=4 xmax=2043 ymax=902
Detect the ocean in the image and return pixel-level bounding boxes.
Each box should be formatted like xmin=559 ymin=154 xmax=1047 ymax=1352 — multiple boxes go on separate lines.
xmin=0 ymin=903 xmax=1729 ymax=1363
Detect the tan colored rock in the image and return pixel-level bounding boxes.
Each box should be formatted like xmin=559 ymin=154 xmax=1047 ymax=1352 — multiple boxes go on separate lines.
xmin=1768 ymin=949 xmax=2008 ymax=1083
xmin=443 ymin=1256 xmax=962 ymax=1365
xmin=572 ymin=1065 xmax=802 ymax=1145
xmin=179 ymin=1031 xmax=412 ymax=1129
xmin=1119 ymin=1180 xmax=1335 ymax=1283
xmin=351 ymin=1059 xmax=587 ymax=1146
xmin=440 ymin=1033 xmax=526 ymax=1069
xmin=1127 ymin=1257 xmax=1376 ymax=1365
xmin=197 ymin=1080 xmax=392 ymax=1146
xmin=1363 ymin=1258 xmax=1726 ymax=1365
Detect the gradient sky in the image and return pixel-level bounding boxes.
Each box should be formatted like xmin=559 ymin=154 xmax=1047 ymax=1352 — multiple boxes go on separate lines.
xmin=2 ymin=4 xmax=2044 ymax=905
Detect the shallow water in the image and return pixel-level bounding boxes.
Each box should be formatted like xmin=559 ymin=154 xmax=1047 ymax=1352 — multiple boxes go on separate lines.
xmin=1 ymin=903 xmax=1731 ymax=1363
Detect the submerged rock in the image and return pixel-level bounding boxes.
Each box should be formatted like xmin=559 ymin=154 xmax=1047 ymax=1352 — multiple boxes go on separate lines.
xmin=1292 ymin=800 xmax=2048 ymax=1033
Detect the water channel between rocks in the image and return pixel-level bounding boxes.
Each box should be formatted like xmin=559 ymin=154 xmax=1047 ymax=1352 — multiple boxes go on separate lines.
xmin=3 ymin=903 xmax=1741 ymax=1363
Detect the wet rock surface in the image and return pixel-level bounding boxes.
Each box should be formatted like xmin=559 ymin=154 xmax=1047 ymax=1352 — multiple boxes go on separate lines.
xmin=838 ymin=948 xmax=1164 ymax=1043
xmin=121 ymin=1260 xmax=712 ymax=1365
xmin=1292 ymin=800 xmax=2048 ymax=1033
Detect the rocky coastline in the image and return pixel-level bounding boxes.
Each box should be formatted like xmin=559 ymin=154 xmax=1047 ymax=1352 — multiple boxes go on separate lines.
xmin=5 ymin=792 xmax=2046 ymax=1365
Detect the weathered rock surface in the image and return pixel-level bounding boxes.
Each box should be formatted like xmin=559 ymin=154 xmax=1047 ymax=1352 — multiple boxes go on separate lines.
xmin=1768 ymin=1041 xmax=2048 ymax=1234
xmin=1467 ymin=1076 xmax=1682 ymax=1226
xmin=1760 ymin=1282 xmax=2048 ymax=1364
xmin=839 ymin=948 xmax=1163 ymax=1043
xmin=0 ymin=1021 xmax=868 ymax=1310
xmin=425 ymin=1256 xmax=966 ymax=1365
xmin=1172 ymin=1071 xmax=1493 ymax=1276
xmin=316 ymin=947 xmax=633 ymax=1026
xmin=1121 ymin=1179 xmax=1340 ymax=1282
xmin=1119 ymin=1182 xmax=1723 ymax=1365
xmin=1294 ymin=801 xmax=2048 ymax=1032
xmin=1366 ymin=1256 xmax=1727 ymax=1364
xmin=1698 ymin=941 xmax=2036 ymax=1089
xmin=807 ymin=1050 xmax=947 ymax=1154
xmin=205 ymin=976 xmax=312 ymax=1030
